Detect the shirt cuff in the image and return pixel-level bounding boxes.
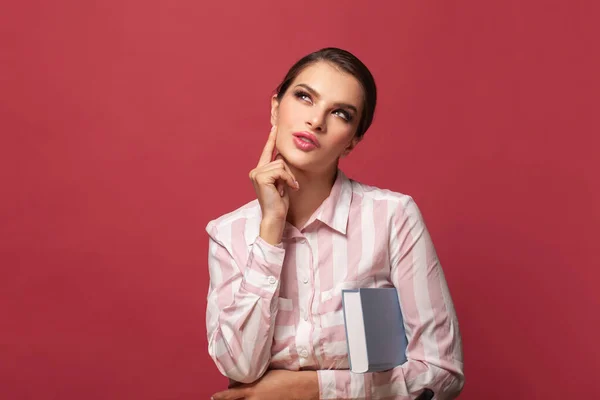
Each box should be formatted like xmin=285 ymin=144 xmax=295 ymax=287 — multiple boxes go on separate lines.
xmin=242 ymin=236 xmax=286 ymax=294
xmin=317 ymin=370 xmax=337 ymax=399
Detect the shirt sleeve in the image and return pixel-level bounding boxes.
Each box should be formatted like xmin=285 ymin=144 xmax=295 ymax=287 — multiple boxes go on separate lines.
xmin=317 ymin=197 xmax=464 ymax=399
xmin=205 ymin=221 xmax=286 ymax=384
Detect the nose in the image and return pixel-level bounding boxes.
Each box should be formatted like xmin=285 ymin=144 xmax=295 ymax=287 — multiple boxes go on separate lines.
xmin=306 ymin=108 xmax=327 ymax=132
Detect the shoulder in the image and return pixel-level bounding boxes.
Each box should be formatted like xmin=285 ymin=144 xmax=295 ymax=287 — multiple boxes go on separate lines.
xmin=349 ymin=178 xmax=422 ymax=219
xmin=348 ymin=179 xmax=431 ymax=253
xmin=205 ymin=199 xmax=262 ymax=246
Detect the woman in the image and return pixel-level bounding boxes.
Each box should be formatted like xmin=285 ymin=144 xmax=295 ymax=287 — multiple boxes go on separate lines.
xmin=207 ymin=48 xmax=464 ymax=400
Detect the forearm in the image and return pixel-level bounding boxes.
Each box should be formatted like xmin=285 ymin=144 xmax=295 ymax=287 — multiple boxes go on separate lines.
xmin=259 ymin=217 xmax=285 ymax=246
xmin=207 ymin=235 xmax=286 ymax=383
xmin=208 ymin=287 xmax=278 ymax=382
xmin=294 ymin=371 xmax=320 ymax=400
xmin=214 ymin=370 xmax=320 ymax=400
xmin=317 ymin=358 xmax=464 ymax=400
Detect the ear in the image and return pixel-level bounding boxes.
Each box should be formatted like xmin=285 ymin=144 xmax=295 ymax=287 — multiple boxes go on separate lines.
xmin=341 ymin=136 xmax=360 ymax=157
xmin=270 ymin=94 xmax=279 ymax=126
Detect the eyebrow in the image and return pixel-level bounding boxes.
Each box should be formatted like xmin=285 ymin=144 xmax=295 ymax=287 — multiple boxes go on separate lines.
xmin=294 ymin=83 xmax=359 ymax=114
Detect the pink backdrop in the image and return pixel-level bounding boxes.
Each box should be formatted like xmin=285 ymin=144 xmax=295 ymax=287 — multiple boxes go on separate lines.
xmin=2 ymin=1 xmax=598 ymax=399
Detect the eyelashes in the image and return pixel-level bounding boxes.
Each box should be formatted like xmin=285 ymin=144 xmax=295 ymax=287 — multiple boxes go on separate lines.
xmin=293 ymin=90 xmax=353 ymax=122
xmin=293 ymin=89 xmax=311 ymax=103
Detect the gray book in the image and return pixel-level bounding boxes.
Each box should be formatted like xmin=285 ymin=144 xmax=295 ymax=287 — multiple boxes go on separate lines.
xmin=341 ymin=287 xmax=408 ymax=373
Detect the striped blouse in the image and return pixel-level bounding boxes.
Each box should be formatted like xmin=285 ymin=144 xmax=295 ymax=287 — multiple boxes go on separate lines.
xmin=205 ymin=169 xmax=464 ymax=399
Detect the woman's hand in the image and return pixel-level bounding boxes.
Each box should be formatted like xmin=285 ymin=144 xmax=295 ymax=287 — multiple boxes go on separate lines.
xmin=249 ymin=126 xmax=299 ymax=245
xmin=211 ymin=370 xmax=319 ymax=400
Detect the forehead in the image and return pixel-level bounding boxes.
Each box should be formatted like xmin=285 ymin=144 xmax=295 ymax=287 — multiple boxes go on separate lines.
xmin=291 ymin=62 xmax=363 ymax=108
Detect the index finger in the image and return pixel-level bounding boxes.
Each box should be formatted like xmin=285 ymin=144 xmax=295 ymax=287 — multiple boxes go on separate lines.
xmin=257 ymin=125 xmax=277 ymax=167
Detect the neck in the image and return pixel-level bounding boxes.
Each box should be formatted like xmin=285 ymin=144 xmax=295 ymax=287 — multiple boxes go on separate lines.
xmin=286 ymin=164 xmax=338 ymax=230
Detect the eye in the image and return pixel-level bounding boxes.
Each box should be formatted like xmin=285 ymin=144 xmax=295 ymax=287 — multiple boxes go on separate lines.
xmin=333 ymin=109 xmax=353 ymax=122
xmin=293 ymin=90 xmax=312 ymax=104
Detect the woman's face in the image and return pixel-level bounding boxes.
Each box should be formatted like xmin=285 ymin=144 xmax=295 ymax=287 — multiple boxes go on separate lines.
xmin=271 ymin=61 xmax=364 ymax=174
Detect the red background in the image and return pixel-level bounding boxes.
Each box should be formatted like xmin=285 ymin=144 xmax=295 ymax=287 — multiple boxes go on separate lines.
xmin=1 ymin=1 xmax=598 ymax=399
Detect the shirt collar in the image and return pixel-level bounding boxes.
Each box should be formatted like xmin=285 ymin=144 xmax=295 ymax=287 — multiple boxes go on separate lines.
xmin=281 ymin=169 xmax=353 ymax=239
xmin=312 ymin=168 xmax=353 ymax=235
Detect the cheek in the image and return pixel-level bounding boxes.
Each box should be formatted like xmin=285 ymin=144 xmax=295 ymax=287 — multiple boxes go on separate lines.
xmin=334 ymin=137 xmax=351 ymax=149
xmin=277 ymin=99 xmax=300 ymax=125
xmin=327 ymin=122 xmax=356 ymax=145
xmin=324 ymin=134 xmax=354 ymax=154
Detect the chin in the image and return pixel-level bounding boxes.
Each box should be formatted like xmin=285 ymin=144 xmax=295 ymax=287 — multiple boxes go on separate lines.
xmin=280 ymin=148 xmax=336 ymax=175
xmin=279 ymin=147 xmax=320 ymax=172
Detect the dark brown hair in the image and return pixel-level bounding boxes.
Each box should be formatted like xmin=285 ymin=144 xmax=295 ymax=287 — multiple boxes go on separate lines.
xmin=275 ymin=47 xmax=377 ymax=140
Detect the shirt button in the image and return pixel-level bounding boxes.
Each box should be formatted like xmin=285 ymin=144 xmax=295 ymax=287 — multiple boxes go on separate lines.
xmin=302 ymin=276 xmax=309 ymax=284
xmin=299 ymin=348 xmax=309 ymax=358
xmin=268 ymin=276 xmax=277 ymax=285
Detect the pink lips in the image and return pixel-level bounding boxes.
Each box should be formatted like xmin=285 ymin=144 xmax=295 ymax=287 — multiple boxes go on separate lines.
xmin=292 ymin=132 xmax=320 ymax=151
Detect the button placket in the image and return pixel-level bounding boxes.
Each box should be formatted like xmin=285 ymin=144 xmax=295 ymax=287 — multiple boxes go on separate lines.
xmin=295 ymin=234 xmax=314 ymax=367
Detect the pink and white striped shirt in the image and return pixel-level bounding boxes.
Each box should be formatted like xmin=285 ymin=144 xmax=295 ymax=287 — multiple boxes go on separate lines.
xmin=205 ymin=169 xmax=464 ymax=399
